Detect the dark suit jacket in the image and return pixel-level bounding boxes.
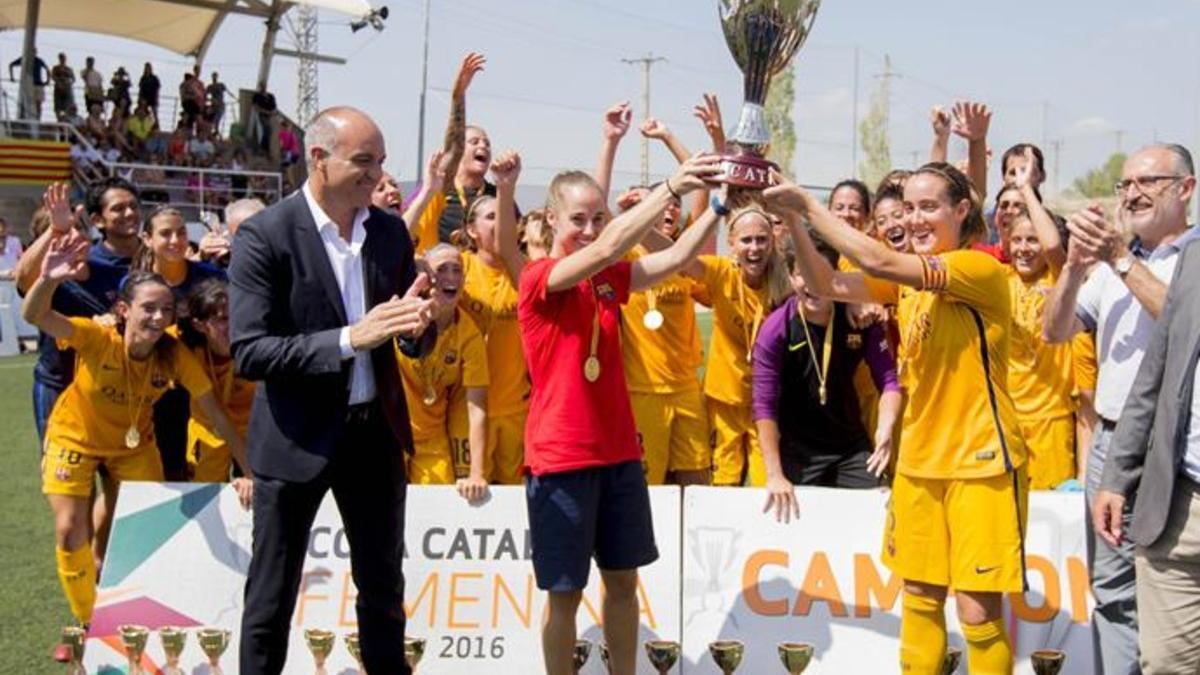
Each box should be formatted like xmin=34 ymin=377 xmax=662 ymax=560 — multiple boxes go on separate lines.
xmin=1102 ymin=236 xmax=1200 ymax=547
xmin=228 ymin=192 xmax=433 ymax=482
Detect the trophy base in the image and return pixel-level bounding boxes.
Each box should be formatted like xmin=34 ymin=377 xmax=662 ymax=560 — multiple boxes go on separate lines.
xmin=716 ymin=150 xmax=778 ymax=189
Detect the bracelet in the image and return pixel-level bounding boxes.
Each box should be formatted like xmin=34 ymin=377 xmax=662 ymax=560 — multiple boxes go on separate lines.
xmin=665 ymin=178 xmax=681 ymax=201
xmin=710 ymin=195 xmax=730 ymax=217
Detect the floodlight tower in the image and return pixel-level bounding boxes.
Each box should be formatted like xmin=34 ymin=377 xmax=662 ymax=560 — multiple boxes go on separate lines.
xmin=293 ymin=4 xmax=319 ymax=128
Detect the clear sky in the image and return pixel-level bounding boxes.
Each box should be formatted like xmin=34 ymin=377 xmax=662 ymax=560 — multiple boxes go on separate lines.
xmin=4 ymin=0 xmax=1199 ymax=195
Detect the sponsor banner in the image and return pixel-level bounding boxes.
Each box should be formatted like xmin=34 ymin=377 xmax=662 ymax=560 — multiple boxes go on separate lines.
xmin=83 ymin=483 xmax=681 ymax=674
xmin=681 ymin=486 xmax=1093 ymax=674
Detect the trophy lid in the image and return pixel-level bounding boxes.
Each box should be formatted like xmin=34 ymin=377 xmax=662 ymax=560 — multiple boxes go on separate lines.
xmin=718 ymin=0 xmax=821 ymax=76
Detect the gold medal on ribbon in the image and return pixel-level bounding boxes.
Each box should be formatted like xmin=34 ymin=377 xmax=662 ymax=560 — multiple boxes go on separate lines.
xmin=124 ymin=426 xmax=141 ymax=449
xmin=643 ymin=309 xmax=664 ymax=331
xmin=584 ymin=356 xmax=601 ymax=382
xmin=422 ymin=386 xmax=437 ymax=406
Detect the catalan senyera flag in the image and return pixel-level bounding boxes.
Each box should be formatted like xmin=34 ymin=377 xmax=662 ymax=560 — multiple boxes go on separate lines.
xmin=0 ymin=138 xmax=71 ymax=185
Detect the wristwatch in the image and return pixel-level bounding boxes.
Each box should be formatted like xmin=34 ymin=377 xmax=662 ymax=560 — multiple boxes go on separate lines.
xmin=1113 ymin=254 xmax=1135 ymax=277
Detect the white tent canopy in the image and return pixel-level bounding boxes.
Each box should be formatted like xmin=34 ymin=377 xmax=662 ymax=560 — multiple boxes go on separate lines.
xmin=0 ymin=0 xmax=372 ymax=60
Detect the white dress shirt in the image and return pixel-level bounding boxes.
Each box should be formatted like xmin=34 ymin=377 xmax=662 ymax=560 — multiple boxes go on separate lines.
xmin=302 ymin=183 xmax=375 ymax=405
xmin=1076 ymin=226 xmax=1200 ymax=421
xmin=1187 ymin=354 xmax=1200 ymax=484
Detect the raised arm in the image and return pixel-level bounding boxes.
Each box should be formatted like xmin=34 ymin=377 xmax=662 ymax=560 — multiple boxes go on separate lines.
xmin=546 ymin=154 xmax=722 ymax=293
xmin=765 ymin=177 xmax=920 ymax=298
xmin=402 ymin=149 xmax=448 ymax=240
xmin=953 ymin=101 xmax=991 ymax=200
xmin=18 ymin=183 xmax=82 ymax=293
xmin=1042 ymin=234 xmax=1095 ymax=343
xmin=593 ymin=101 xmax=631 ymax=203
xmin=1012 ymin=148 xmax=1065 ymax=271
xmin=642 ymin=117 xmax=708 ymax=221
xmin=929 ymin=106 xmax=950 ymax=163
xmin=21 ymin=231 xmax=90 ymax=340
xmin=630 ymin=204 xmax=719 ymax=291
xmin=490 ymin=150 xmax=525 ymax=284
xmin=440 ymin=52 xmax=486 ymax=188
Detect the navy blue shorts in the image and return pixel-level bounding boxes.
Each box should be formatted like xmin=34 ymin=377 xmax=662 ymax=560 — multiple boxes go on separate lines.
xmin=32 ymin=380 xmax=62 ymax=453
xmin=526 ymin=460 xmax=658 ymax=592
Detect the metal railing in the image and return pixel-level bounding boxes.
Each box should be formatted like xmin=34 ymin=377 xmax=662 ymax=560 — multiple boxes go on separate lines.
xmin=1 ymin=79 xmax=240 ymax=137
xmin=2 ymin=119 xmax=284 ymax=223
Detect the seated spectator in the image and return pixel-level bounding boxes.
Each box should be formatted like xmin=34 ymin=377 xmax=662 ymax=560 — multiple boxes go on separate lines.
xmin=84 ymin=102 xmax=107 ymax=144
xmin=229 ymin=148 xmax=249 ymax=198
xmin=69 ymin=139 xmax=102 ymax=170
xmin=190 ymin=129 xmax=216 ymax=162
xmin=108 ymin=111 xmax=132 ymax=156
xmin=167 ymin=125 xmax=190 ymax=164
xmin=97 ymin=139 xmax=121 ymax=164
xmin=61 ymin=103 xmax=83 ymax=130
xmin=278 ymin=120 xmax=299 ymax=166
xmin=135 ymin=156 xmax=170 ymax=204
xmin=126 ymin=102 xmax=156 ymax=152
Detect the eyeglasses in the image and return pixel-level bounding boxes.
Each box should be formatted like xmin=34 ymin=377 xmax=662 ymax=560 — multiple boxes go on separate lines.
xmin=1113 ymin=175 xmax=1185 ymax=197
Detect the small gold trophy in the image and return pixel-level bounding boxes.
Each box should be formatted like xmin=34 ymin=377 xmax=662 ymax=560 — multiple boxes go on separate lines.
xmin=708 ymin=640 xmax=745 ymax=675
xmin=159 ymin=626 xmax=187 ymax=675
xmin=573 ymin=639 xmax=593 ymax=673
xmin=645 ymin=640 xmax=681 ymax=674
xmin=304 ymin=628 xmax=335 ymax=674
xmin=345 ymin=632 xmax=365 ymax=673
xmin=1031 ymin=649 xmax=1066 ymax=675
xmin=941 ymin=647 xmax=963 ymax=674
xmin=404 ymin=636 xmax=426 ymax=671
xmin=598 ymin=642 xmax=612 ymax=674
xmin=777 ymin=642 xmax=814 ymax=674
xmin=118 ymin=624 xmax=150 ymax=675
xmin=60 ymin=626 xmax=86 ymax=675
xmin=197 ymin=627 xmax=231 ymax=675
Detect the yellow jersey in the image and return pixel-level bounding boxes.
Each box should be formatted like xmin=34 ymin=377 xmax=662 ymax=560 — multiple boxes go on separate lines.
xmin=396 ymin=311 xmax=489 ymax=442
xmin=186 ymin=344 xmax=255 ymax=451
xmin=695 ymin=255 xmax=770 ymax=405
xmin=1006 ymin=269 xmax=1075 ymax=420
xmin=621 ymin=247 xmax=703 ymax=393
xmin=460 ymin=251 xmax=528 ymax=416
xmin=48 ymin=317 xmax=213 ymax=456
xmin=412 ymin=191 xmax=447 ymax=254
xmin=866 ymin=250 xmax=1026 ymax=479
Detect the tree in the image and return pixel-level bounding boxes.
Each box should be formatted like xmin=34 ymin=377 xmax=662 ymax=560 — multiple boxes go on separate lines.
xmin=1071 ymin=152 xmax=1127 ymax=198
xmin=764 ymin=61 xmax=796 ymax=178
xmin=858 ymin=55 xmax=892 ymax=189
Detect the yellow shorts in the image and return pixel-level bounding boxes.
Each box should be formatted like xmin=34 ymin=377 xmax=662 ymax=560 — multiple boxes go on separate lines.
xmin=631 ymin=388 xmax=710 ymax=485
xmin=882 ymin=468 xmax=1029 ymax=593
xmin=408 ymin=436 xmax=455 ymax=485
xmin=708 ymin=397 xmax=764 ymax=487
xmin=187 ymin=439 xmax=232 ymax=483
xmin=1021 ymin=415 xmax=1076 ymax=490
xmin=42 ymin=443 xmax=164 ymax=498
xmin=486 ymin=411 xmax=526 ymax=485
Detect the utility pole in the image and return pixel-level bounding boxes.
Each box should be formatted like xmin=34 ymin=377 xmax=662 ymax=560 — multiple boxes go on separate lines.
xmin=851 ymin=45 xmax=860 ymax=178
xmin=622 ymin=53 xmax=666 ymax=185
xmin=416 ymin=0 xmax=432 ymax=180
xmin=875 ymin=55 xmax=899 ymax=144
xmin=1041 ymin=100 xmax=1050 ymax=150
xmin=1115 ymin=129 xmax=1125 ymax=153
xmin=292 ymin=4 xmax=319 ymax=128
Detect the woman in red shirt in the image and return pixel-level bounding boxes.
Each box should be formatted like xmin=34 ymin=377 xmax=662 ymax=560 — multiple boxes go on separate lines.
xmin=515 ymin=151 xmax=720 ymax=675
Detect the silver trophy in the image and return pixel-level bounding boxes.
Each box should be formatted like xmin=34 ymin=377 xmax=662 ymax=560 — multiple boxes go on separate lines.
xmin=717 ymin=0 xmax=822 ymax=187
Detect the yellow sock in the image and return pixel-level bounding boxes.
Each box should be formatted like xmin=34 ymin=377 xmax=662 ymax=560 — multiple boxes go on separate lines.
xmin=899 ymin=592 xmax=946 ymax=674
xmin=961 ymin=618 xmax=1012 ymax=675
xmin=56 ymin=545 xmax=97 ymax=625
